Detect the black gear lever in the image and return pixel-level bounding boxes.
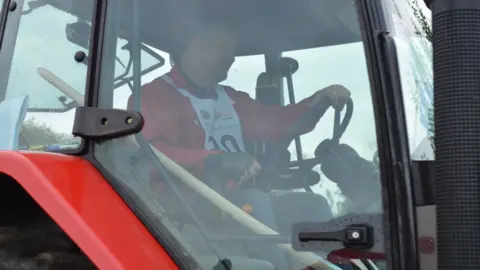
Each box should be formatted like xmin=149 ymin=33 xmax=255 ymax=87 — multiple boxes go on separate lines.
xmin=278 ymin=57 xmax=300 ymax=106
xmin=278 ymin=57 xmax=307 ymax=187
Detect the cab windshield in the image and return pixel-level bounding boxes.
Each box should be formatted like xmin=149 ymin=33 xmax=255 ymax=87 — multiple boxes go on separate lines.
xmin=93 ymin=1 xmax=384 ymax=269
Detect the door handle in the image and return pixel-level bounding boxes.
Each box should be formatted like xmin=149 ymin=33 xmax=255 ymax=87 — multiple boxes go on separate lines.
xmin=293 ymin=223 xmax=374 ymax=251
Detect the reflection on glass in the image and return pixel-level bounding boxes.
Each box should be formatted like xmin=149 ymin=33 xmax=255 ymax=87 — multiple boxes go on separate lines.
xmin=94 ymin=1 xmax=385 ymax=269
xmin=391 ymin=0 xmax=433 ymax=160
xmin=282 ymin=45 xmax=378 ymax=213
xmin=2 ymin=0 xmax=94 ymax=150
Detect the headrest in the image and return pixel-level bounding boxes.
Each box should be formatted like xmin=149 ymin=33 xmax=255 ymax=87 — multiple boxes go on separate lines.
xmin=278 ymin=57 xmax=299 ymax=77
xmin=256 ymin=72 xmax=278 ymax=90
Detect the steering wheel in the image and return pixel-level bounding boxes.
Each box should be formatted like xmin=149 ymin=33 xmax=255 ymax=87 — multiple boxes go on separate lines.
xmin=332 ymin=99 xmax=354 ymax=144
xmin=314 ymin=99 xmax=381 ymax=211
xmin=239 ymin=97 xmax=354 ymax=191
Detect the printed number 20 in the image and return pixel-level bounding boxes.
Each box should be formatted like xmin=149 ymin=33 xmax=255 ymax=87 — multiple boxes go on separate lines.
xmin=209 ymin=135 xmax=241 ymax=152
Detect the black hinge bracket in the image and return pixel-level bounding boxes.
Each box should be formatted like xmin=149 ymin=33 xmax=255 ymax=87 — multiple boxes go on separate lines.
xmin=72 ymin=106 xmax=144 ymax=140
xmin=292 ymin=222 xmax=374 ymax=251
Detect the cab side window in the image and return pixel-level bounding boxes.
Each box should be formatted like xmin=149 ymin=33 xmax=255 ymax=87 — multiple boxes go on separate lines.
xmin=0 ymin=0 xmax=94 ymax=150
xmin=391 ymin=0 xmax=434 ymax=161
xmin=390 ymin=0 xmax=434 ymax=207
xmin=282 ymin=45 xmax=379 ymax=214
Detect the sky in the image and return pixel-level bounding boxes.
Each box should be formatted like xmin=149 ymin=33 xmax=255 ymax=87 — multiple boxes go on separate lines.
xmin=5 ymin=0 xmax=432 ymax=214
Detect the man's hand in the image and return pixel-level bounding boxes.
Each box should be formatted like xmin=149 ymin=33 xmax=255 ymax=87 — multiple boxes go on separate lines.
xmin=204 ymin=152 xmax=261 ymax=183
xmin=309 ymin=84 xmax=351 ymax=110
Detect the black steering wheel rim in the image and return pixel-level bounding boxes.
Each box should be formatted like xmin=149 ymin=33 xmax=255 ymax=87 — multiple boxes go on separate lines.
xmin=238 ymin=97 xmax=354 ymax=191
xmin=332 ymin=98 xmax=354 ymax=144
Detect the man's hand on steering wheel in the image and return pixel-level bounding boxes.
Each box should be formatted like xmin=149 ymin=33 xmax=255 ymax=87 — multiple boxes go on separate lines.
xmin=309 ymin=84 xmax=351 ymax=110
xmin=204 ymin=152 xmax=261 ymax=184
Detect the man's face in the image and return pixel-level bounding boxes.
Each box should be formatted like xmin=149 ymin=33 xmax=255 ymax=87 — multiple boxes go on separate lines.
xmin=191 ymin=26 xmax=236 ymax=83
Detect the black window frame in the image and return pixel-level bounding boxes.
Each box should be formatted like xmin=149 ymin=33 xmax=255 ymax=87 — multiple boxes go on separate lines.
xmin=355 ymin=0 xmax=420 ymax=269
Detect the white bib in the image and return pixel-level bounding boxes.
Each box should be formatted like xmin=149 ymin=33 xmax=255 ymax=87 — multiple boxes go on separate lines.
xmin=162 ymin=75 xmax=246 ymax=153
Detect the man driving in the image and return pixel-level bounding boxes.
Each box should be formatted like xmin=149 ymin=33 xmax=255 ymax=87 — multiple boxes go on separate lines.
xmin=128 ymin=19 xmax=351 ymax=270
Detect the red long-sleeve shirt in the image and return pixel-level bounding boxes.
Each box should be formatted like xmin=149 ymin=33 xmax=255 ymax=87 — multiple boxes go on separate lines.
xmin=127 ymin=66 xmax=319 ymax=177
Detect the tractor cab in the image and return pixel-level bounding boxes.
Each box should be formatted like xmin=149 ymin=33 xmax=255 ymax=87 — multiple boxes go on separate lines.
xmin=0 ymin=0 xmax=432 ymax=269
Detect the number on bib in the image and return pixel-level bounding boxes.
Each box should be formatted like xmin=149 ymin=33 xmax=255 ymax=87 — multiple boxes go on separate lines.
xmin=208 ymin=135 xmax=242 ymax=152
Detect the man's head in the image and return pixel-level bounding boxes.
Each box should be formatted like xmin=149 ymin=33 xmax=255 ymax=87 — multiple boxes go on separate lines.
xmin=173 ymin=21 xmax=236 ymax=84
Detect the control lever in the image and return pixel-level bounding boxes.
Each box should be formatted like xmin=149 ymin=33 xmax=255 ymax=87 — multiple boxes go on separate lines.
xmin=278 ymin=57 xmax=303 ymax=162
xmin=292 ymin=222 xmax=374 ymax=251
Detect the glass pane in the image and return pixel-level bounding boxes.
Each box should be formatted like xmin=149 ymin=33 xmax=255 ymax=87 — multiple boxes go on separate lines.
xmin=282 ymin=43 xmax=378 ymax=213
xmin=113 ymin=42 xmax=165 ymax=88
xmin=95 ymin=1 xmax=385 ymax=269
xmin=391 ymin=0 xmax=433 ymax=161
xmin=1 ymin=0 xmax=94 ymax=150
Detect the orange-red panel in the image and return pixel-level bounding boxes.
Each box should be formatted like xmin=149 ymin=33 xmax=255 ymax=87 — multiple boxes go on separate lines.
xmin=0 ymin=151 xmax=179 ymax=270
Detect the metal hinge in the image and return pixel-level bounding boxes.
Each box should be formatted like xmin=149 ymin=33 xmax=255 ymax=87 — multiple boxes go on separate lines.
xmin=72 ymin=106 xmax=144 ymax=140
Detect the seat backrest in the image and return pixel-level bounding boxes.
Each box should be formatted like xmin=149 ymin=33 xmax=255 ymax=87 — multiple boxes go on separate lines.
xmin=248 ymin=72 xmax=290 ymax=165
xmin=0 ymin=96 xmax=29 ymax=150
xmin=255 ymin=72 xmax=281 ymax=105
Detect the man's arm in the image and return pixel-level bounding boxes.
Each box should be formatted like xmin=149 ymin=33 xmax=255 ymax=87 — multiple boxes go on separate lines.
xmin=127 ymin=79 xmax=221 ymax=174
xmin=229 ymin=89 xmax=321 ymax=142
